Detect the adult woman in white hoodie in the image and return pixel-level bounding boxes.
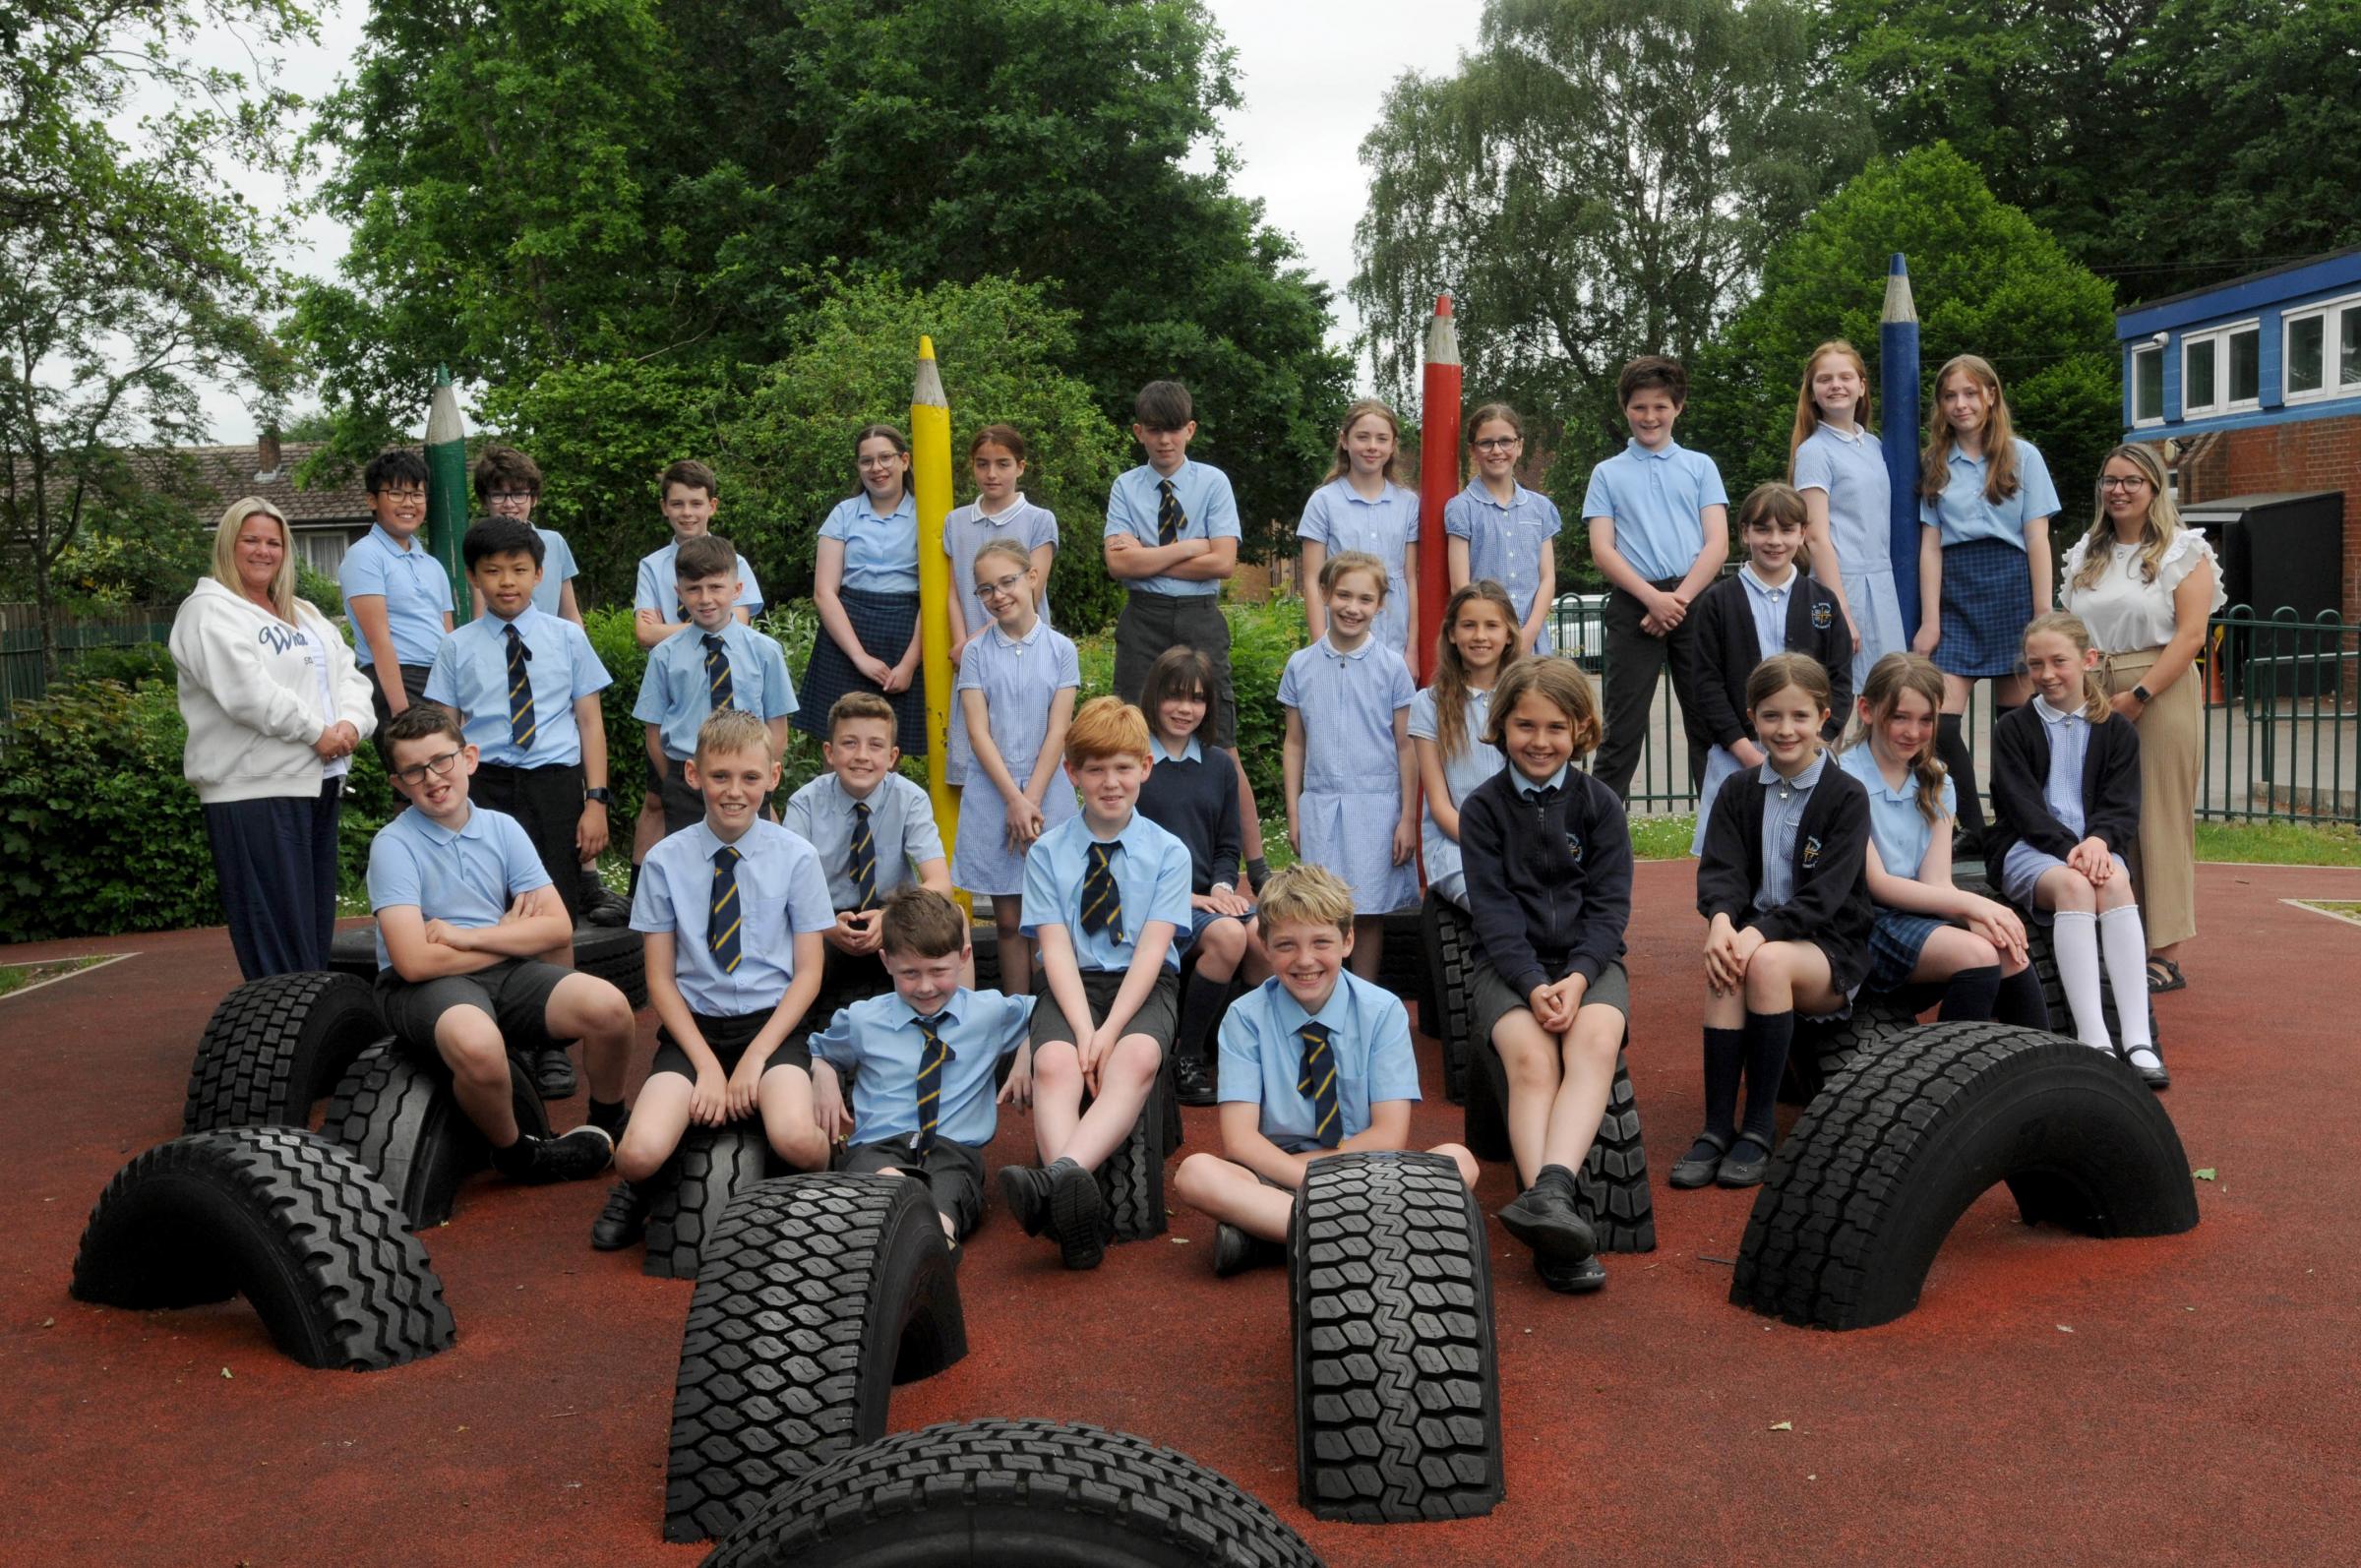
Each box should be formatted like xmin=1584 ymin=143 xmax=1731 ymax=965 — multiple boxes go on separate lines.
xmin=170 ymin=497 xmax=376 ymax=978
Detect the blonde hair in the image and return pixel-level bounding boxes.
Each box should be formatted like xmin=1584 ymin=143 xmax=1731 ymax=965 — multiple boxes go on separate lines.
xmin=1317 ymin=549 xmax=1389 ymax=601
xmin=1428 ymin=580 xmax=1524 ymax=763
xmin=210 ymin=496 xmax=296 ymax=622
xmin=1844 ymin=652 xmax=1950 ymax=825
xmin=2023 ymin=611 xmax=2112 ymax=723
xmin=1254 ymin=863 xmax=1355 ymax=937
xmin=1484 ymin=657 xmax=1604 ymax=757
xmin=1787 ymin=339 xmax=1876 ymax=470
xmin=2071 ymin=443 xmax=2180 ymax=594
xmin=972 ymin=534 xmax=1035 ymax=577
xmin=1919 ymin=354 xmax=2022 ymax=505
xmin=1321 ymin=398 xmax=1403 ymax=485
xmin=1064 ymin=695 xmax=1152 ymax=766
xmin=695 ymin=708 xmax=773 ymax=763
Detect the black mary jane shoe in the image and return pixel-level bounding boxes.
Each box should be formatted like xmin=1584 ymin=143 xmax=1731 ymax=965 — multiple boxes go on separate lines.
xmin=2122 ymin=1043 xmax=2170 ymax=1091
xmin=1715 ymin=1135 xmax=1773 ymax=1188
xmin=1668 ymin=1130 xmax=1731 ymax=1190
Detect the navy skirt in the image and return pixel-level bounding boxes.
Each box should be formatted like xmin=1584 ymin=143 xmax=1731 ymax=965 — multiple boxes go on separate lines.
xmin=1865 ymin=908 xmax=1947 ymax=993
xmin=1936 ymin=537 xmax=2034 ymax=678
xmin=794 ymin=586 xmax=927 ymax=754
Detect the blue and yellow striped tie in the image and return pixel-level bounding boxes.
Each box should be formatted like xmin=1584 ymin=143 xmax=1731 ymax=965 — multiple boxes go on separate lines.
xmin=701 ymin=633 xmax=734 ymax=711
xmin=848 ymin=800 xmax=877 ymax=911
xmin=1156 ymin=477 xmax=1183 ymax=547
xmin=504 ymin=625 xmax=535 ymax=750
xmin=708 ymin=844 xmax=743 ymax=974
xmin=912 ymin=1011 xmax=948 ymax=1155
xmin=1080 ymin=840 xmax=1121 ymax=941
xmin=1298 ymin=1021 xmax=1341 ymax=1149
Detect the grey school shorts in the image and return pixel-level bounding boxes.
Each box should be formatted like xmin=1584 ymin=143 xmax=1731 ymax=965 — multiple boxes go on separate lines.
xmin=375 ymin=956 xmax=567 ymax=1056
xmin=1469 ymin=957 xmax=1630 ymax=1050
xmin=1028 ymin=967 xmax=1180 ymax=1056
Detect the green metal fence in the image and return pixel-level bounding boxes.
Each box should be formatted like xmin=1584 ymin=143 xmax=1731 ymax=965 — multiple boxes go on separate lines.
xmin=0 ymin=605 xmax=178 ymax=718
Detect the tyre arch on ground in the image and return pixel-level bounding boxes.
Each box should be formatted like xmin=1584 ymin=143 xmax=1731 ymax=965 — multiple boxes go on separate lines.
xmin=183 ymin=970 xmax=386 ymax=1133
xmin=322 ymin=1039 xmax=549 ymax=1230
xmin=1782 ymin=991 xmax=1927 ymax=1106
xmin=641 ymin=1122 xmax=777 ymax=1280
xmin=1731 ymin=1020 xmax=2200 ymax=1331
xmin=666 ymin=1173 xmax=967 ymax=1543
xmin=1465 ymin=1036 xmax=1657 ymax=1254
xmin=71 ymin=1126 xmax=455 ymax=1371
xmin=1291 ymin=1149 xmax=1503 ymax=1523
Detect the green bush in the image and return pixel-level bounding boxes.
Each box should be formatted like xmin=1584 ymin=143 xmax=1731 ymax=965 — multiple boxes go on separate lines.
xmin=65 ymin=641 xmax=177 ymax=689
xmin=1227 ymin=596 xmax=1310 ymax=816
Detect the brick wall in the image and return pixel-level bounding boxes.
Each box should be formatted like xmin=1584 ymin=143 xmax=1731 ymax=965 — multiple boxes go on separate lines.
xmin=2145 ymin=413 xmax=2361 ymax=622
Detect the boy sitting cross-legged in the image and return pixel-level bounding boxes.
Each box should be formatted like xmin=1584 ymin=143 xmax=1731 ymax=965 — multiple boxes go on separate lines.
xmin=1173 ymin=864 xmax=1479 ymax=1275
xmin=808 ymin=887 xmax=1036 ymax=1250
xmin=592 ymin=709 xmax=837 ymax=1250
xmin=998 ymin=695 xmax=1193 ymax=1270
xmin=367 ymin=704 xmax=632 ymax=1183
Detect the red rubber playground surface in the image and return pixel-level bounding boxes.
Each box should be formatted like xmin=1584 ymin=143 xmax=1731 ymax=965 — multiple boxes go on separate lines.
xmin=3 ymin=860 xmax=2357 ymax=1566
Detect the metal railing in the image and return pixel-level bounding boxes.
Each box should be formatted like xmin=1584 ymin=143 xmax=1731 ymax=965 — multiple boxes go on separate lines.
xmin=0 ymin=603 xmax=178 ymax=716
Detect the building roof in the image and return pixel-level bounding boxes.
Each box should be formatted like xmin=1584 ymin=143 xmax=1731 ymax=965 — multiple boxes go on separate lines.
xmin=136 ymin=441 xmax=373 ymax=528
xmin=2115 ymin=245 xmax=2361 ymax=339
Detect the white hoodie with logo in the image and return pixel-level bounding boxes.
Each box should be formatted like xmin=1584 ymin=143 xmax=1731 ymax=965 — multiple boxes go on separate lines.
xmin=170 ymin=576 xmax=378 ymax=805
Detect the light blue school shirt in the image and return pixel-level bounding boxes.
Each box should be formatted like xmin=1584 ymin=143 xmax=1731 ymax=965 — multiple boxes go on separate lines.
xmin=1407 ymin=684 xmax=1504 ymax=894
xmin=819 ymin=491 xmax=921 ymax=594
xmin=1021 ymin=809 xmax=1194 ymax=973
xmin=1754 ymin=752 xmax=1829 ymax=914
xmin=809 ymin=987 xmax=1034 ymax=1148
xmin=1838 ymin=744 xmax=1955 ymax=883
xmin=1739 ymin=565 xmax=1798 ymax=659
xmin=529 ymin=528 xmax=579 ymax=617
xmin=1443 ymin=480 xmax=1561 ymax=631
xmin=634 ymin=541 xmax=765 ymax=620
xmin=339 ymin=523 xmax=454 ymax=668
xmin=952 ymin=618 xmax=1081 ymax=786
xmin=778 ymin=771 xmax=945 ymax=913
xmin=1792 ymin=425 xmax=1891 ymax=572
xmin=422 ymin=606 xmax=612 ymax=768
xmin=1215 ymin=972 xmax=1422 ymax=1152
xmin=635 ymin=620 xmax=799 ymax=762
xmin=1104 ymin=459 xmax=1241 ymax=598
xmin=1298 ymin=478 xmax=1421 ymax=651
xmin=366 ymin=803 xmax=549 ymax=971
xmin=1276 ymin=636 xmax=1416 ymax=793
xmin=943 ymin=496 xmax=1058 ymax=635
xmin=1919 ymin=438 xmax=2061 ymax=550
xmin=1581 ymin=439 xmax=1729 ymax=583
xmin=628 ymin=818 xmax=836 ymax=1017
xmin=2035 ymin=698 xmax=2091 ymax=838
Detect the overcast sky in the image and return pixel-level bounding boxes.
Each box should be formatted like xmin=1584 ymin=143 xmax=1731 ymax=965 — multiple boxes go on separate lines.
xmin=192 ymin=0 xmax=1486 ymax=444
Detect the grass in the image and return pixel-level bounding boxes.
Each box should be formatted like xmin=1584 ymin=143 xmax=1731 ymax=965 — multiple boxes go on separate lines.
xmin=1629 ymin=814 xmax=1698 ymax=861
xmin=0 ymin=953 xmax=112 ymax=999
xmin=2294 ymin=899 xmax=2361 ymax=922
xmin=2195 ymin=818 xmax=2361 ymax=868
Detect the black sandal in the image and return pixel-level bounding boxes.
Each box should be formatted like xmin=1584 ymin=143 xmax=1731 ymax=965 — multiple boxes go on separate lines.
xmin=1669 ymin=1129 xmax=1731 ymax=1189
xmin=2146 ymin=958 xmax=2187 ymax=994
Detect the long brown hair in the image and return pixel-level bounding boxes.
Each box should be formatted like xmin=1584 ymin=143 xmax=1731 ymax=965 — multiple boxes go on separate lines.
xmin=1786 ymin=339 xmax=1875 ymax=472
xmin=1321 ymin=398 xmax=1404 ymax=485
xmin=849 ymin=422 xmax=912 ymax=504
xmin=2023 ymin=611 xmax=2112 ymax=723
xmin=2070 ymin=443 xmax=2179 ymax=593
xmin=1843 ymin=651 xmax=1950 ymax=825
xmin=1918 ymin=354 xmax=2022 ymax=505
xmin=1484 ymin=656 xmax=1603 ymax=757
xmin=1427 ymin=580 xmax=1523 ymax=762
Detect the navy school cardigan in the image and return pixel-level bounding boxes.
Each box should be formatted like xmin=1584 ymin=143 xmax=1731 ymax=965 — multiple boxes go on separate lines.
xmin=1685 ymin=570 xmax=1854 ymax=751
xmin=1458 ymin=763 xmax=1633 ymax=998
xmin=1694 ymin=762 xmax=1875 ymax=995
xmin=1983 ymin=701 xmax=2142 ymax=874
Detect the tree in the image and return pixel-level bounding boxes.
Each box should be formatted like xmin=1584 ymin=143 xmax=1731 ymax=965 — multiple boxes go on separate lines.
xmin=1352 ymin=0 xmax=1875 ymax=472
xmin=1686 ymin=144 xmax=2119 ymax=510
xmin=1 ymin=1 xmax=308 ymax=672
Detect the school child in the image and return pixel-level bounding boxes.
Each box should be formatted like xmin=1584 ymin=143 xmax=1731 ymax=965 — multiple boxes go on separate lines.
xmin=1457 ymin=657 xmax=1634 ymax=1295
xmin=943 ymin=424 xmax=1058 ymax=661
xmin=1410 ymin=580 xmax=1522 ymax=908
xmin=1789 ymin=340 xmax=1905 ymax=689
xmin=1582 ymin=356 xmax=1732 ymax=803
xmin=1444 ymin=403 xmax=1559 ymax=656
xmin=1136 ymin=644 xmax=1260 ymax=1107
xmin=635 ymin=532 xmax=799 ymax=836
xmin=1838 ymin=652 xmax=2048 ymax=1027
xmin=779 ymin=693 xmax=954 ymax=1018
xmin=1104 ymin=379 xmax=1271 ymax=893
xmin=1279 ymin=551 xmax=1419 ymax=984
xmin=1680 ymin=654 xmax=1873 ymax=1192
xmin=367 ymin=703 xmax=632 ymax=1184
xmin=950 ymin=537 xmax=1082 ymax=1002
xmin=1685 ymin=483 xmax=1852 ymax=855
xmin=1300 ymin=398 xmax=1421 ymax=666
xmin=1172 ymin=864 xmax=1478 ymax=1276
xmin=340 ymin=447 xmax=454 ymax=735
xmin=1988 ymin=613 xmax=2163 ymax=1087
xmin=470 ymin=445 xmax=580 ymax=624
xmin=594 ymin=710 xmax=838 ymax=1251
xmin=795 ymin=424 xmax=928 ymax=755
xmin=1912 ymin=353 xmax=2062 ymax=853
xmin=1000 ymin=696 xmax=1193 ymax=1271
xmin=809 ymin=887 xmax=1037 ymax=1248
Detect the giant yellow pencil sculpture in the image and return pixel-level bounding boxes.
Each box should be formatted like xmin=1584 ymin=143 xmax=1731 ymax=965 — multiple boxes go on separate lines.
xmin=911 ymin=337 xmax=960 ymax=874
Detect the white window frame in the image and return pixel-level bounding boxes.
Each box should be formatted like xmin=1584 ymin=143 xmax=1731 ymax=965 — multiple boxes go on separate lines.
xmin=2182 ymin=318 xmax=2262 ymax=419
xmin=2129 ymin=342 xmax=2165 ymax=427
xmin=2282 ymin=290 xmax=2361 ymax=406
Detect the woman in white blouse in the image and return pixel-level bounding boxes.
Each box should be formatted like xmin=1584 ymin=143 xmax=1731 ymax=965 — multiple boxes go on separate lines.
xmin=2059 ymin=444 xmax=2222 ymax=993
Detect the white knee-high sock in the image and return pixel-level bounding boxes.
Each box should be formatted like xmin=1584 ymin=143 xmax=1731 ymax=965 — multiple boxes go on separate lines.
xmin=2052 ymin=911 xmax=2112 ymax=1051
xmin=2097 ymin=904 xmax=2154 ymax=1056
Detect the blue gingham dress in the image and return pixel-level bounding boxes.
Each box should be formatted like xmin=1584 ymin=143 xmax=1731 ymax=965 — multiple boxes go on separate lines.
xmin=1407 ymin=684 xmax=1504 ymax=906
xmin=950 ymin=621 xmax=1080 ymax=896
xmin=1279 ymin=637 xmax=1420 ymax=915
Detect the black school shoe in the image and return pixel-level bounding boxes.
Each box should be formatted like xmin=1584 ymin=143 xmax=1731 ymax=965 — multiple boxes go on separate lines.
xmin=2123 ymin=1043 xmax=2170 ymax=1091
xmin=1212 ymin=1221 xmax=1255 ymax=1278
xmin=997 ymin=1164 xmax=1053 ymax=1237
xmin=1046 ymin=1159 xmax=1109 ymax=1271
xmin=516 ymin=1125 xmax=614 ymax=1184
xmin=1668 ymin=1130 xmax=1730 ymax=1190
xmin=1497 ymin=1185 xmax=1597 ymax=1263
xmin=582 ymin=883 xmax=632 ymax=928
xmin=1715 ymin=1134 xmax=1773 ymax=1188
xmin=534 ymin=1046 xmax=578 ymax=1100
xmin=1535 ymin=1254 xmax=1606 ymax=1295
xmin=1172 ymin=1055 xmax=1218 ymax=1108
xmin=590 ymin=1178 xmax=648 ymax=1250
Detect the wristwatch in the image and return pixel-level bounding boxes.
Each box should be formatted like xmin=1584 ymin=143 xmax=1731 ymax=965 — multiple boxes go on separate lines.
xmin=2131 ymin=685 xmax=2152 ymax=705
xmin=584 ymin=786 xmax=614 ymax=805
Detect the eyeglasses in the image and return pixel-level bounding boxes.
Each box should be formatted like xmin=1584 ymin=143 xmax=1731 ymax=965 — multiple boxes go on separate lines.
xmin=1473 ymin=437 xmax=1520 ymax=452
xmin=857 ymin=455 xmax=904 ymax=470
xmin=486 ymin=490 xmax=535 ymax=503
xmin=392 ymin=749 xmax=462 ymax=786
xmin=2097 ymin=476 xmax=2152 ymax=491
xmin=976 ymin=571 xmax=1027 ymax=600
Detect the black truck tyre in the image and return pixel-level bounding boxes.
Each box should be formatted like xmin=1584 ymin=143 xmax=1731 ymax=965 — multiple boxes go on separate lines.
xmin=700 ymin=1417 xmax=1324 ymax=1568
xmin=183 ymin=971 xmax=386 ymax=1133
xmin=326 ymin=926 xmax=378 ymax=984
xmin=666 ymin=1173 xmax=968 ymax=1543
xmin=70 ymin=1126 xmax=455 ymax=1370
xmin=968 ymin=921 xmax=1000 ymax=992
xmin=1291 ymin=1150 xmax=1502 ymax=1524
xmin=2023 ymin=915 xmax=2158 ymax=1054
xmin=322 ymin=1040 xmax=550 ymax=1230
xmin=330 ymin=923 xmax=647 ymax=1010
xmin=1094 ymin=1077 xmax=1169 ymax=1242
xmin=1421 ymin=890 xmax=1477 ymax=1104
xmin=1464 ymin=1035 xmax=1653 ymax=1254
xmin=1463 ymin=1030 xmax=1511 ymax=1163
xmin=642 ymin=1122 xmax=778 ymax=1281
xmin=1378 ymin=902 xmax=1424 ymax=1003
xmin=1730 ymin=1020 xmax=2200 ymax=1331
xmin=1781 ymin=991 xmax=1927 ymax=1106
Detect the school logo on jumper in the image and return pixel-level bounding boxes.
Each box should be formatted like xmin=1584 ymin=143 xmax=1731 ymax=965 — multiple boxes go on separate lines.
xmin=1564 ymin=830 xmax=1584 ymax=864
xmin=1801 ymin=834 xmax=1823 ymax=869
xmin=1811 ymin=602 xmax=1833 ymax=629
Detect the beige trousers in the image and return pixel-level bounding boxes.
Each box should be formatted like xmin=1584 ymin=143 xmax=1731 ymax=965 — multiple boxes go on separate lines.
xmin=2103 ymin=648 xmax=2199 ymax=950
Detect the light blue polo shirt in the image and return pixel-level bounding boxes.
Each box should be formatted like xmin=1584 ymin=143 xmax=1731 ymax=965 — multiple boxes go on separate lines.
xmin=1792 ymin=425 xmax=1891 ymax=572
xmin=1104 ymin=459 xmax=1241 ymax=597
xmin=634 ymin=540 xmax=764 ymax=621
xmin=1021 ymin=808 xmax=1194 ymax=973
xmin=629 ymin=819 xmax=835 ymax=1017
xmin=422 ymin=606 xmax=612 ymax=767
xmin=528 ymin=528 xmax=578 ymax=617
xmin=809 ymin=987 xmax=1034 ymax=1148
xmin=366 ymin=803 xmax=550 ymax=971
xmin=1215 ymin=971 xmax=1422 ymax=1152
xmin=779 ymin=771 xmax=946 ymax=913
xmin=1919 ymin=438 xmax=2061 ymax=550
xmin=339 ymin=523 xmax=454 ymax=667
xmin=1442 ymin=480 xmax=1561 ymax=633
xmin=635 ymin=620 xmax=799 ymax=762
xmin=1838 ymin=744 xmax=1955 ymax=883
xmin=819 ymin=491 xmax=920 ymax=594
xmin=1581 ymin=439 xmax=1729 ymax=583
